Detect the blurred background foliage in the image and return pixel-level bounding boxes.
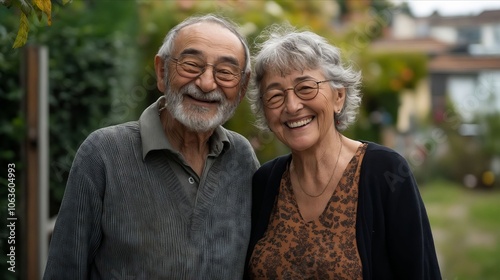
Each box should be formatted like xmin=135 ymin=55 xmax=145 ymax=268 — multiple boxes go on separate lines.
xmin=1 ymin=1 xmax=139 ymax=278
xmin=1 ymin=0 xmax=499 ymax=279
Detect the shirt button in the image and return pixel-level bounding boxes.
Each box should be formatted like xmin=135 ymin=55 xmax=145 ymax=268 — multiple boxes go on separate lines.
xmin=188 ymin=177 xmax=195 ymax=184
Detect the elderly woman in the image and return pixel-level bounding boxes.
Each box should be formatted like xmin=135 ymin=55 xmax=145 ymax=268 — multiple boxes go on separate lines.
xmin=245 ymin=24 xmax=441 ymax=280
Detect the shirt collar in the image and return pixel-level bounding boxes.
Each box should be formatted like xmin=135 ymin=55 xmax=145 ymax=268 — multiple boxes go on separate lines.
xmin=139 ymin=96 xmax=230 ymax=160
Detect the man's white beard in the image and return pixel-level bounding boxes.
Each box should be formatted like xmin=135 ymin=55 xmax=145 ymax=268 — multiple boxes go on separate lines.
xmin=164 ymin=83 xmax=239 ymax=132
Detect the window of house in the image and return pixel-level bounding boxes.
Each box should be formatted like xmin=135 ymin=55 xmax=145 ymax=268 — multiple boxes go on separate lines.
xmin=493 ymin=24 xmax=500 ymax=46
xmin=457 ymin=26 xmax=481 ymax=44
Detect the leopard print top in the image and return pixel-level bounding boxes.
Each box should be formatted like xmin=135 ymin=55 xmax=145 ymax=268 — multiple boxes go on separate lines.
xmin=248 ymin=143 xmax=367 ymax=279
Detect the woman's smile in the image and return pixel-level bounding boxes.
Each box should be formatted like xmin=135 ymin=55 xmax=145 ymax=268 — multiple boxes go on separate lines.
xmin=285 ymin=116 xmax=314 ymax=128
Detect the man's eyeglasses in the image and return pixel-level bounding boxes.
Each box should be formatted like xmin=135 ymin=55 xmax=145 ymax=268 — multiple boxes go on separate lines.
xmin=262 ymin=79 xmax=334 ymax=109
xmin=170 ymin=55 xmax=244 ymax=88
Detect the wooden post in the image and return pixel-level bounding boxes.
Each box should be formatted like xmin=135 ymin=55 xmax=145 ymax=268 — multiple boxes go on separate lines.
xmin=23 ymin=45 xmax=49 ymax=280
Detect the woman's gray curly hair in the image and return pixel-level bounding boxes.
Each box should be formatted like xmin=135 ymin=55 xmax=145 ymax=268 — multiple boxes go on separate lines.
xmin=247 ymin=24 xmax=362 ymax=132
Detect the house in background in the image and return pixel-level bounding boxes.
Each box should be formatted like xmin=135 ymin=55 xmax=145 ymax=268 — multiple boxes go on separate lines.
xmin=372 ymin=9 xmax=500 ymax=136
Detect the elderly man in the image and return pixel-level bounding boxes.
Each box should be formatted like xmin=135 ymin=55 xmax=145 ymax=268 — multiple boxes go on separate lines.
xmin=44 ymin=14 xmax=259 ymax=279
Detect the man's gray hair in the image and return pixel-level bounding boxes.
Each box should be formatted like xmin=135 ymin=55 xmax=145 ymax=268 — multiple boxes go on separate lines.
xmin=157 ymin=14 xmax=251 ymax=87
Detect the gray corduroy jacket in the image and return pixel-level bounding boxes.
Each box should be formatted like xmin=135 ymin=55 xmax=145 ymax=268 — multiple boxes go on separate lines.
xmin=44 ymin=99 xmax=260 ymax=280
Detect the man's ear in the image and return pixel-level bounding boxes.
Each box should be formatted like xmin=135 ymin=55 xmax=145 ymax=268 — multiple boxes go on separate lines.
xmin=238 ymin=72 xmax=251 ymax=102
xmin=154 ymin=55 xmax=166 ymax=93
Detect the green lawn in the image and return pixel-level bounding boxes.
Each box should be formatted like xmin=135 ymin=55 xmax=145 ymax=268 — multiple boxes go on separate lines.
xmin=420 ymin=180 xmax=500 ymax=280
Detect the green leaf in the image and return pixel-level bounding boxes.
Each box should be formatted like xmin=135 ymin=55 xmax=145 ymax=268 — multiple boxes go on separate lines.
xmin=12 ymin=11 xmax=29 ymax=48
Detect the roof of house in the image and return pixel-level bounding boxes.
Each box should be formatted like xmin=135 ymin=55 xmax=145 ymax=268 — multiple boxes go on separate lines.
xmin=370 ymin=37 xmax=452 ymax=54
xmin=429 ymin=55 xmax=500 ymax=73
xmin=421 ymin=9 xmax=500 ymax=26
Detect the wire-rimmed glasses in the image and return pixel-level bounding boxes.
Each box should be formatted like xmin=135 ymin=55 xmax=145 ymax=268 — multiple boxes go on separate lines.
xmin=262 ymin=79 xmax=334 ymax=109
xmin=170 ymin=55 xmax=244 ymax=88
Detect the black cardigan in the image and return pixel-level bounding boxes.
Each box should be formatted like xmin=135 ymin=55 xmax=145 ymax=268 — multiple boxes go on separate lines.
xmin=246 ymin=142 xmax=442 ymax=280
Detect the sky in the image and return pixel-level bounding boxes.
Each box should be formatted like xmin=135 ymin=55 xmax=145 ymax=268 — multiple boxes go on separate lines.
xmin=402 ymin=0 xmax=500 ymax=17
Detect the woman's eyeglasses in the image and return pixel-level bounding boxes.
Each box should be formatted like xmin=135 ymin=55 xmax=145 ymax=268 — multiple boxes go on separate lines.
xmin=262 ymin=79 xmax=334 ymax=109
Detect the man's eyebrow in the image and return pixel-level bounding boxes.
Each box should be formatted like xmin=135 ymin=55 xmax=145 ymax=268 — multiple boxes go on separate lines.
xmin=218 ymin=56 xmax=240 ymax=67
xmin=179 ymin=48 xmax=202 ymax=57
xmin=178 ymin=48 xmax=241 ymax=67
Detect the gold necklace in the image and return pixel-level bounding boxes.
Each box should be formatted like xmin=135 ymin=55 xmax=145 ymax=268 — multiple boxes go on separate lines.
xmin=293 ymin=136 xmax=343 ymax=198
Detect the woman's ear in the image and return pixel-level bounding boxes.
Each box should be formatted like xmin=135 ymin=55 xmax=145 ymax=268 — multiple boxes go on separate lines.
xmin=335 ymin=87 xmax=346 ymax=111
